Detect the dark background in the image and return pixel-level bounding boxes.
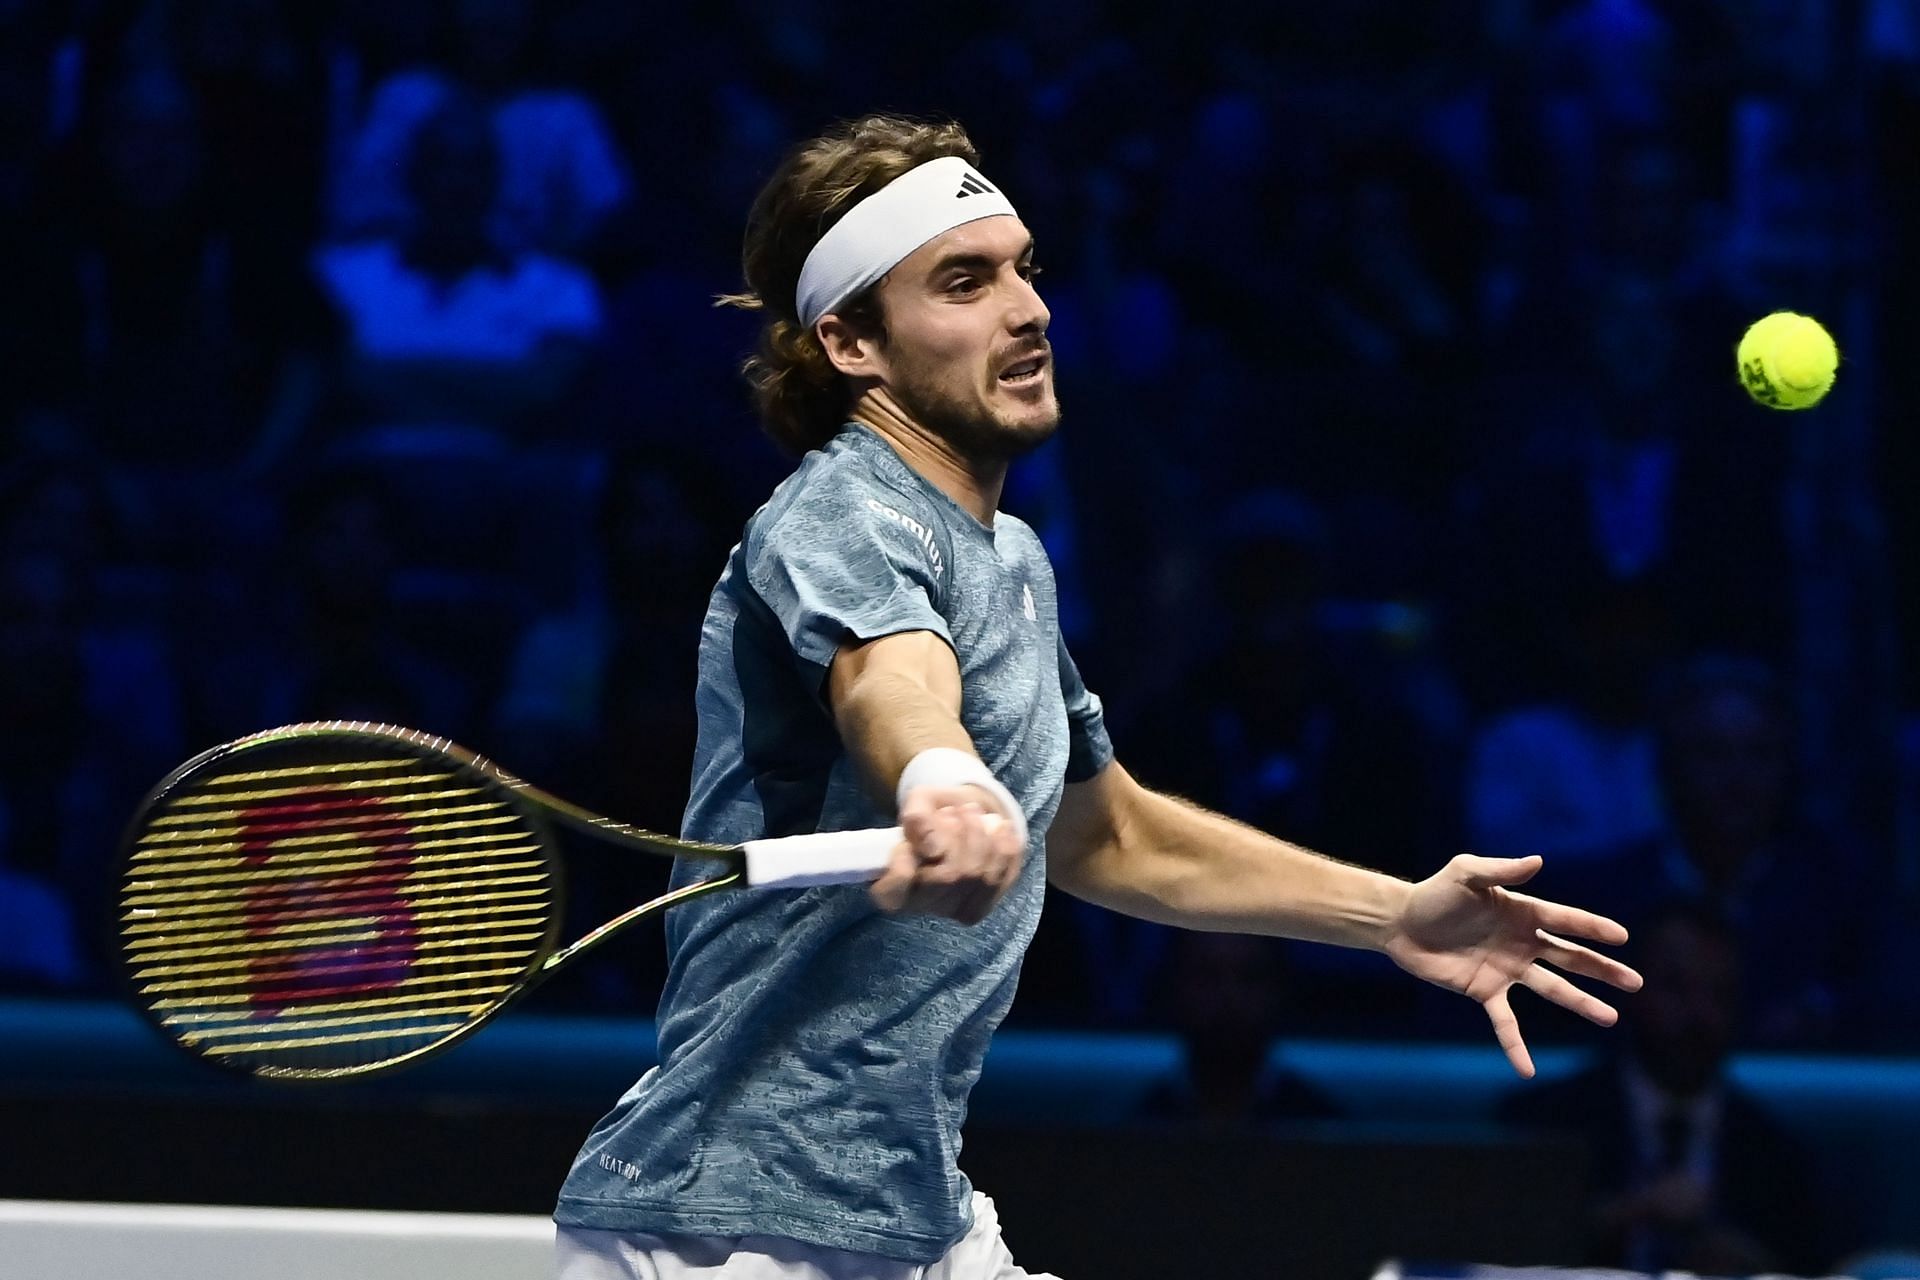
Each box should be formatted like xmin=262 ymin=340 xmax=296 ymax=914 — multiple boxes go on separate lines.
xmin=3 ymin=1 xmax=1919 ymax=1275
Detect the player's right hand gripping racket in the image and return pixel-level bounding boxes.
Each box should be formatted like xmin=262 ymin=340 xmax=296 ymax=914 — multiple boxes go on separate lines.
xmin=116 ymin=722 xmax=899 ymax=1082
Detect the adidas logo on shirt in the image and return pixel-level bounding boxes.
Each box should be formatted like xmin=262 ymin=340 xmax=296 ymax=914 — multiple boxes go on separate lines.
xmin=956 ymin=172 xmax=997 ymax=199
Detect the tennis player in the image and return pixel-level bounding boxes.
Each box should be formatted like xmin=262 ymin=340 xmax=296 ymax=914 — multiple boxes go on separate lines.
xmin=553 ymin=115 xmax=1642 ymax=1279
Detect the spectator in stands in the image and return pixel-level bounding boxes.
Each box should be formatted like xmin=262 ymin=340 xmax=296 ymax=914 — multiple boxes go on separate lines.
xmin=0 ymin=850 xmax=85 ymax=993
xmin=1869 ymin=0 xmax=1920 ymax=718
xmin=1132 ymin=491 xmax=1450 ymax=874
xmin=188 ymin=468 xmax=471 ymax=743
xmin=55 ymin=26 xmax=338 ymax=470
xmin=1500 ymin=901 xmax=1827 ymax=1274
xmin=1312 ymin=143 xmax=1478 ymax=392
xmin=316 ymin=94 xmax=601 ymax=444
xmin=1464 ymin=576 xmax=1669 ymax=863
xmin=490 ymin=449 xmax=740 ymax=1008
xmin=1513 ymin=0 xmax=1735 ymax=273
xmin=1137 ymin=932 xmax=1341 ymax=1127
xmin=1542 ymin=656 xmax=1873 ymax=1046
xmin=0 ymin=552 xmax=94 ymax=991
xmin=67 ymin=63 xmax=243 ymax=461
xmin=170 ymin=0 xmax=338 ymax=476
xmin=0 ymin=7 xmax=85 ymax=428
xmin=330 ymin=0 xmax=632 ymax=259
xmin=492 ymin=448 xmax=738 ymax=832
xmin=1451 ymin=269 xmax=1789 ymax=707
xmin=0 ymin=462 xmax=185 ymax=990
xmin=1107 ymin=491 xmax=1457 ymax=1031
xmin=1154 ymin=86 xmax=1304 ymax=359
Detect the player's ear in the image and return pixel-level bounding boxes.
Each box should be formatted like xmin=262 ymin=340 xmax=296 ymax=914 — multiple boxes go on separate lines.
xmin=816 ymin=314 xmax=884 ymax=380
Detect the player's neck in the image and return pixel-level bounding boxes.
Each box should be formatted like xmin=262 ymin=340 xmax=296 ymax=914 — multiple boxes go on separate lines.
xmin=851 ymin=393 xmax=1005 ymax=525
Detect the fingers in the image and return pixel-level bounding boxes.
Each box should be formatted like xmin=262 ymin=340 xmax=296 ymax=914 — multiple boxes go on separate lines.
xmin=1508 ymin=892 xmax=1630 ymax=947
xmin=1483 ymin=989 xmax=1536 ymax=1079
xmin=1455 ymin=853 xmax=1543 ymax=890
xmin=1520 ymin=962 xmax=1620 ymax=1027
xmin=866 ymin=839 xmax=920 ymax=914
xmin=899 ymin=784 xmax=1003 ymax=835
xmin=1479 ymin=932 xmax=1637 ymax=1076
xmin=911 ymin=806 xmax=1000 ymax=924
xmin=869 ymin=795 xmax=1025 ymax=924
xmin=1537 ymin=930 xmax=1644 ymax=993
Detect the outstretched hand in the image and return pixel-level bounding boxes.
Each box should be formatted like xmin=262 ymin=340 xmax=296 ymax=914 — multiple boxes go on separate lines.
xmin=1382 ymin=854 xmax=1643 ymax=1077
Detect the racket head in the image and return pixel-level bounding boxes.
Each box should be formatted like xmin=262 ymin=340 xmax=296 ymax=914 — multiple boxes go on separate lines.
xmin=116 ymin=722 xmax=562 ymax=1082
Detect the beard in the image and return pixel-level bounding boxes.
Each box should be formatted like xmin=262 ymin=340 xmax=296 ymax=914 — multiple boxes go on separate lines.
xmin=887 ymin=350 xmax=1061 ymax=463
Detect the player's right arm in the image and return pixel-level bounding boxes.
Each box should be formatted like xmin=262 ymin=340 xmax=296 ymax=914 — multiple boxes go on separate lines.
xmin=828 ymin=630 xmax=1024 ymax=925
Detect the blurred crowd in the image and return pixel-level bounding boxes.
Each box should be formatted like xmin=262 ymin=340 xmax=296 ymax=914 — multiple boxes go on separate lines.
xmin=4 ymin=0 xmax=1920 ymax=1092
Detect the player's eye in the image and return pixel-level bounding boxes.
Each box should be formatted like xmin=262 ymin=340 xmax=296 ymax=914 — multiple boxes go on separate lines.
xmin=947 ymin=275 xmax=980 ymax=295
xmin=1018 ymin=261 xmax=1042 ymax=281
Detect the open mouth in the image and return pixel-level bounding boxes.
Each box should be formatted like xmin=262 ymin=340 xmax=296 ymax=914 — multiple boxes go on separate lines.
xmin=998 ymin=355 xmax=1048 ymax=387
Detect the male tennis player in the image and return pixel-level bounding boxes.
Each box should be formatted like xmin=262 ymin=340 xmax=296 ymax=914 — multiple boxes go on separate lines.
xmin=554 ymin=115 xmax=1642 ymax=1279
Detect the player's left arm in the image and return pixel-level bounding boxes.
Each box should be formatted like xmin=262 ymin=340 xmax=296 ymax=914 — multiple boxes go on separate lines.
xmin=1045 ymin=761 xmax=1643 ymax=1077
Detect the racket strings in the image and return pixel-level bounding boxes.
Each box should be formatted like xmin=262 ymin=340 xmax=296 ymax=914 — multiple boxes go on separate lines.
xmin=128 ymin=922 xmax=553 ymax=976
xmin=119 ymin=751 xmax=555 ymax=1079
xmin=122 ymin=867 xmax=551 ymax=923
xmin=123 ymin=842 xmax=544 ymax=894
xmin=133 ymin=805 xmax=520 ymax=848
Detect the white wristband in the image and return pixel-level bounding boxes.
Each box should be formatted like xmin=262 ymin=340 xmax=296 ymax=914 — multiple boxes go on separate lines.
xmin=895 ymin=747 xmax=1029 ymax=847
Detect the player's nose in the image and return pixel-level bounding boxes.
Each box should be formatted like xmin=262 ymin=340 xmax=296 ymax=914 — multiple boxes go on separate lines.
xmin=1005 ymin=274 xmax=1049 ymax=336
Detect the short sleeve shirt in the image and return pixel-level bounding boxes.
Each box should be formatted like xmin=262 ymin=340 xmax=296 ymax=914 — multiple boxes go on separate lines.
xmin=554 ymin=424 xmax=1112 ymax=1261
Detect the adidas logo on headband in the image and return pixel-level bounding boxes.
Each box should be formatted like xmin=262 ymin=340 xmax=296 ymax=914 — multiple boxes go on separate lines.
xmin=956 ymin=172 xmax=996 ymax=198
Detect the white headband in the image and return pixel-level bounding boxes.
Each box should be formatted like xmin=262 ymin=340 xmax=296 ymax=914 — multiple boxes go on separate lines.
xmin=794 ymin=155 xmax=1019 ymax=329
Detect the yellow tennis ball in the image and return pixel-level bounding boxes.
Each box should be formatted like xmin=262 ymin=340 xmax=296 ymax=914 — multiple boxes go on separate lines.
xmin=1736 ymin=311 xmax=1837 ymax=410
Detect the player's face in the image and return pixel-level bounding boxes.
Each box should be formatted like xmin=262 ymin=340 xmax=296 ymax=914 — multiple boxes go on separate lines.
xmin=871 ymin=216 xmax=1057 ymax=460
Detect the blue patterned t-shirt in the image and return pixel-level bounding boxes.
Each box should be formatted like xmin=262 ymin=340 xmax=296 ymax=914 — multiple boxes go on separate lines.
xmin=554 ymin=423 xmax=1112 ymax=1262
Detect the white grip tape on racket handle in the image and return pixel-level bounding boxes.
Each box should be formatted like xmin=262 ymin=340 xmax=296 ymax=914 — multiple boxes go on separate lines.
xmin=742 ymin=826 xmax=904 ymax=890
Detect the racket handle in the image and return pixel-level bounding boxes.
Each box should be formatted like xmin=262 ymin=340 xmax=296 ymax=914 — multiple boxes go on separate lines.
xmin=741 ymin=826 xmax=903 ymax=890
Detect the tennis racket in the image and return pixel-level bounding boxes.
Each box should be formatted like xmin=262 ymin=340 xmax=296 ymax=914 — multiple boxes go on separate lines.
xmin=116 ymin=721 xmax=899 ymax=1082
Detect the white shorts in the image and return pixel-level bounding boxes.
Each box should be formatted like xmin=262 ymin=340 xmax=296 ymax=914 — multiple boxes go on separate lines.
xmin=554 ymin=1193 xmax=1061 ymax=1280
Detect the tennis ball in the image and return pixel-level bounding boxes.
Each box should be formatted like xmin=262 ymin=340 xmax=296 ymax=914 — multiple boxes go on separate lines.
xmin=1736 ymin=311 xmax=1837 ymax=410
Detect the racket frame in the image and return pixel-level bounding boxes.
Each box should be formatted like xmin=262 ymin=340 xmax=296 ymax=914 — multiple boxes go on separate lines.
xmin=114 ymin=721 xmax=748 ymax=1082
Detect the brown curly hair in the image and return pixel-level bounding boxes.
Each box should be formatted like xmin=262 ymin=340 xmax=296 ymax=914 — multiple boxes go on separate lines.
xmin=717 ymin=115 xmax=982 ymax=455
